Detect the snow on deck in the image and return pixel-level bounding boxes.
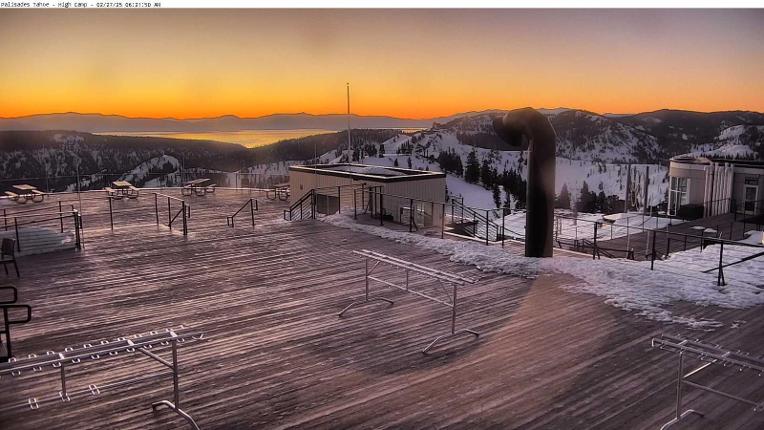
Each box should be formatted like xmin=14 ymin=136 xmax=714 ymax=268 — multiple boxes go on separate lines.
xmin=323 ymin=213 xmax=764 ymax=329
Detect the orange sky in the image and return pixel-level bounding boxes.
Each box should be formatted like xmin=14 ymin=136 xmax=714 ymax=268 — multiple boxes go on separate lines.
xmin=1 ymin=9 xmax=763 ymax=119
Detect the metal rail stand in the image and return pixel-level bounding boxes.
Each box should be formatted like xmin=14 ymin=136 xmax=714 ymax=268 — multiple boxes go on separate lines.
xmin=339 ymin=249 xmax=479 ymax=354
xmin=0 ymin=327 xmax=205 ymax=429
xmin=651 ymin=334 xmax=764 ymax=430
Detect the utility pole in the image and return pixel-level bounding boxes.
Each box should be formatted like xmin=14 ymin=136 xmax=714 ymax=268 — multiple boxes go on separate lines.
xmin=346 ymin=82 xmax=352 ymax=163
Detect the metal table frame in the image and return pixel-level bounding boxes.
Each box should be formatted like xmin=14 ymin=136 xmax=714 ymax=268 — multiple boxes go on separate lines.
xmin=652 ymin=334 xmax=764 ymax=429
xmin=339 ymin=249 xmax=479 ymax=354
xmin=0 ymin=327 xmax=204 ymax=429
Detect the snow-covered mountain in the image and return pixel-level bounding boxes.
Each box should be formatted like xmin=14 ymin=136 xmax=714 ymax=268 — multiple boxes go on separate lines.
xmin=2 ymin=108 xmax=762 ymax=209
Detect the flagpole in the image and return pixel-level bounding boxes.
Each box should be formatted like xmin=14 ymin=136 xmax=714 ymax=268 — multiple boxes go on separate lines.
xmin=346 ymin=82 xmax=351 ymax=163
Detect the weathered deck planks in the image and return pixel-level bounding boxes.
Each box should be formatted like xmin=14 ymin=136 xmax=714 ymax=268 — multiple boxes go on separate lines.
xmin=0 ymin=189 xmax=762 ymax=429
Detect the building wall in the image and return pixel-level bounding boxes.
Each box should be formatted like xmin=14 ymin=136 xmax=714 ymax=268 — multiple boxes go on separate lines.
xmin=669 ymin=160 xmax=764 ymax=216
xmin=732 ymin=168 xmax=764 ymax=214
xmin=668 ymin=162 xmax=707 ymax=205
xmin=288 ymin=169 xmax=448 ymax=225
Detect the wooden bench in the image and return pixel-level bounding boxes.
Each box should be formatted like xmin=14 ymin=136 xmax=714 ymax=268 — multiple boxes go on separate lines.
xmin=30 ymin=189 xmax=45 ymax=202
xmin=126 ymin=186 xmax=140 ymax=199
xmin=4 ymin=191 xmax=19 ymax=202
xmin=104 ymin=187 xmax=124 ymax=200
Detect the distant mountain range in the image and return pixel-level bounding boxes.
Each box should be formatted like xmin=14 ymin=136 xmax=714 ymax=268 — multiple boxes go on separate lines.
xmin=432 ymin=108 xmax=764 ymax=163
xmin=1 ymin=108 xmax=763 ymax=194
xmin=0 ymin=112 xmax=457 ymax=133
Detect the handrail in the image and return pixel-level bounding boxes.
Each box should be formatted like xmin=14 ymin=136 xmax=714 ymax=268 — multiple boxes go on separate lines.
xmin=284 ymin=189 xmax=314 ymax=221
xmin=7 ymin=211 xmax=79 ymax=227
xmin=152 ymin=192 xmax=188 ymax=236
xmin=227 ymin=198 xmax=258 ymax=228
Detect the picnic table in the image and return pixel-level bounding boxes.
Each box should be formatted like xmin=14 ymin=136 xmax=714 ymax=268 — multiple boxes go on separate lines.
xmin=105 ymin=181 xmax=139 ymax=199
xmin=182 ymin=178 xmax=216 ymax=196
xmin=4 ymin=184 xmax=45 ymax=203
xmin=267 ymin=183 xmax=290 ymax=201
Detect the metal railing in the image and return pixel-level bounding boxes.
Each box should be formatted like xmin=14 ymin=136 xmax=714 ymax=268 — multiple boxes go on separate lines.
xmin=152 ymin=193 xmax=188 ymax=236
xmin=284 ymin=183 xmax=367 ymax=221
xmin=0 ymin=285 xmax=32 ymax=363
xmin=0 ymin=209 xmax=82 ymax=255
xmin=0 ymin=171 xmax=291 ymax=193
xmin=226 ymin=198 xmax=258 ymax=228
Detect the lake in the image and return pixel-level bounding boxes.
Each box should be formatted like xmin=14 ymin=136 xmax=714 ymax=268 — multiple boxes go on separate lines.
xmin=96 ymin=129 xmax=336 ymax=148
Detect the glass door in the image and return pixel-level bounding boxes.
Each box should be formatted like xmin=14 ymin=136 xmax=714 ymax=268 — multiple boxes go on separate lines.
xmin=743 ymin=184 xmax=758 ymax=215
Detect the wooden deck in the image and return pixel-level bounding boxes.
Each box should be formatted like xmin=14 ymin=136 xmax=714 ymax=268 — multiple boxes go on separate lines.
xmin=1 ymin=189 xmax=763 ymax=429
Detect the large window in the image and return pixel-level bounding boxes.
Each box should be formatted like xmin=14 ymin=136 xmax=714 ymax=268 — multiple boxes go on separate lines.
xmin=668 ymin=176 xmax=690 ymax=216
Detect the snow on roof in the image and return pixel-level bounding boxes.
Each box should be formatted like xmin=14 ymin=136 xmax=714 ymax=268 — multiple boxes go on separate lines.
xmin=328 ymin=165 xmax=407 ymax=177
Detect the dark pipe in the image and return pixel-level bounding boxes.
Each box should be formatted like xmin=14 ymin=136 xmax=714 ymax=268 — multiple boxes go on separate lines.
xmin=493 ymin=107 xmax=556 ymax=257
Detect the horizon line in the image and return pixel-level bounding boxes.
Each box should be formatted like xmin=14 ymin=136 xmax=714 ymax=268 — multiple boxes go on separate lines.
xmin=1 ymin=107 xmax=764 ymax=122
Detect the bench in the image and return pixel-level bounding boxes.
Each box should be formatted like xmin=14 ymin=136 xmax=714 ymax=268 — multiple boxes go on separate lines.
xmin=30 ymin=189 xmax=45 ymax=202
xmin=126 ymin=186 xmax=140 ymax=199
xmin=4 ymin=191 xmax=19 ymax=202
xmin=205 ymin=183 xmax=217 ymax=193
xmin=104 ymin=187 xmax=124 ymax=200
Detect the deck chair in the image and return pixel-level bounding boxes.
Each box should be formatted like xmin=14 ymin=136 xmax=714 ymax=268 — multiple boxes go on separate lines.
xmin=1 ymin=238 xmax=19 ymax=278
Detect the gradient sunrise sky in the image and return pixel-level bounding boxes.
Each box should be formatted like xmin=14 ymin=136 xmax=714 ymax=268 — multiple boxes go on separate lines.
xmin=1 ymin=9 xmax=762 ymax=119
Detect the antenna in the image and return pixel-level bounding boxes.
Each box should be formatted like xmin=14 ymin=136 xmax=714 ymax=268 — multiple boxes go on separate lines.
xmin=346 ymin=82 xmax=351 ymax=163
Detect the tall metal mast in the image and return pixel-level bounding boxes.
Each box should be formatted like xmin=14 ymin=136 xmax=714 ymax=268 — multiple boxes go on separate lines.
xmin=346 ymin=82 xmax=352 ymax=162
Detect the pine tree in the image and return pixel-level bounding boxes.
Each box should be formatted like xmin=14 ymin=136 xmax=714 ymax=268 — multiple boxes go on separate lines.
xmin=378 ymin=143 xmax=385 ymax=157
xmin=393 ymin=158 xmax=399 ymax=167
xmin=556 ymin=183 xmax=571 ymax=209
xmin=464 ymin=150 xmax=480 ymax=183
xmin=492 ymin=184 xmax=501 ymax=208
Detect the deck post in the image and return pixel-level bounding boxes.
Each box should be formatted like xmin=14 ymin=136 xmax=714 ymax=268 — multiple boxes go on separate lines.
xmin=409 ymin=199 xmax=414 ymax=232
xmin=154 ymin=193 xmax=159 ymax=225
xmin=108 ymin=197 xmax=114 ymax=231
xmin=337 ymin=186 xmax=341 ymax=213
xmin=3 ymin=208 xmax=6 ymax=231
xmin=182 ymin=201 xmax=188 ymax=236
xmin=250 ymin=198 xmax=255 ymax=228
xmin=167 ymin=197 xmax=171 ymax=228
xmin=593 ymin=222 xmax=598 ymax=260
xmin=717 ymin=242 xmax=725 ymax=286
xmin=353 ymin=189 xmax=357 ymax=220
xmin=59 ymin=201 xmax=64 ymax=233
xmin=441 ymin=203 xmax=445 ymax=239
xmin=74 ymin=212 xmax=81 ymax=250
xmin=14 ymin=217 xmax=20 ymax=252
xmin=380 ymin=193 xmax=384 ymax=226
xmin=485 ymin=209 xmax=489 ymax=246
xmin=650 ymin=230 xmax=657 ymax=270
xmin=502 ymin=209 xmax=505 ymax=248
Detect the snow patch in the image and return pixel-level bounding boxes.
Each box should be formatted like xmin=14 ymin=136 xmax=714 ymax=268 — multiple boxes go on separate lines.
xmin=322 ymin=213 xmax=764 ymax=329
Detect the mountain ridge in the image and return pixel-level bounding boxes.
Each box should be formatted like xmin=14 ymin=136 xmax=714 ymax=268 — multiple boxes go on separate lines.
xmin=3 ymin=108 xmax=762 ymax=135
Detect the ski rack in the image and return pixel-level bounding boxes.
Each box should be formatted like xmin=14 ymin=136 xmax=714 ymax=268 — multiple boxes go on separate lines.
xmin=651 ymin=334 xmax=764 ymax=430
xmin=0 ymin=326 xmax=205 ymax=429
xmin=339 ymin=249 xmax=479 ymax=354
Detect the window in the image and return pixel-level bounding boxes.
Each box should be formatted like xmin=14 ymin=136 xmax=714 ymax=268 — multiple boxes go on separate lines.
xmin=668 ymin=176 xmax=690 ymax=216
